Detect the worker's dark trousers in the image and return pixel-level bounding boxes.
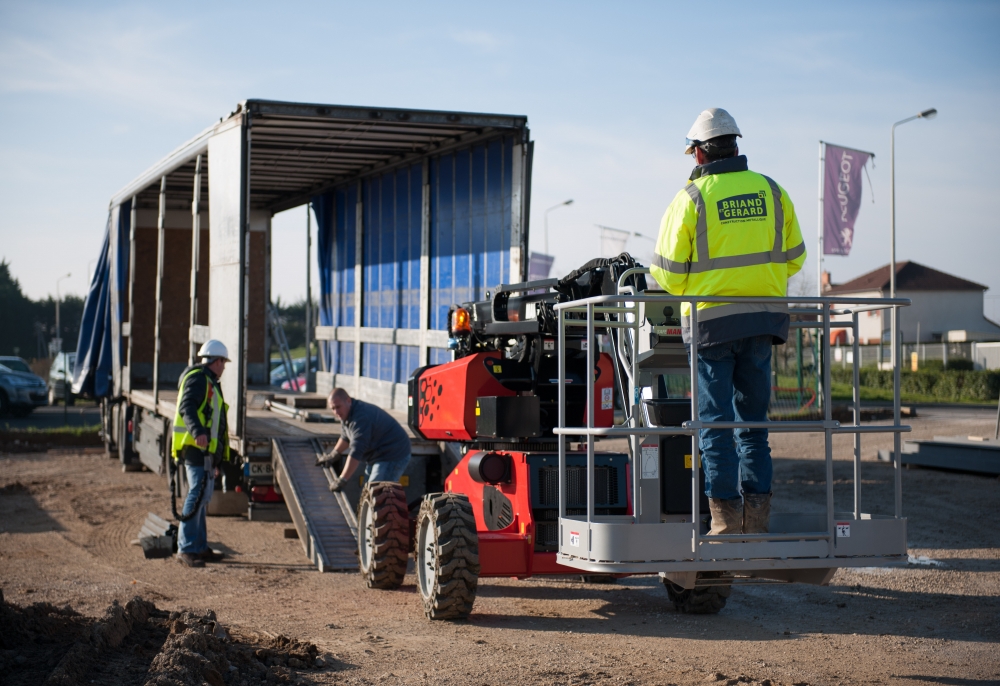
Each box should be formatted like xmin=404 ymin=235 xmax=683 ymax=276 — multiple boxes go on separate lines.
xmin=178 ymin=458 xmax=214 ymax=554
xmin=692 ymin=334 xmax=773 ymax=501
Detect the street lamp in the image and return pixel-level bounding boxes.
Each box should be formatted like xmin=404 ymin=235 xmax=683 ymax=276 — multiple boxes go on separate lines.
xmin=543 ymin=199 xmax=574 ymax=255
xmin=890 ymin=108 xmax=937 ymax=298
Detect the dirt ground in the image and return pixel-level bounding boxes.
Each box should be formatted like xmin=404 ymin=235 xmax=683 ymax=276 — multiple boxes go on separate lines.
xmin=1 ymin=406 xmax=998 ymax=685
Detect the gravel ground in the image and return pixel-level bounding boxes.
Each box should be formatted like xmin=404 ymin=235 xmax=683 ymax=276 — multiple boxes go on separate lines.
xmin=0 ymin=406 xmax=997 ymax=685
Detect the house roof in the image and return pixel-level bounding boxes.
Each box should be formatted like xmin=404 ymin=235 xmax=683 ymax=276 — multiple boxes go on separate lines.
xmin=826 ymin=261 xmax=987 ymax=294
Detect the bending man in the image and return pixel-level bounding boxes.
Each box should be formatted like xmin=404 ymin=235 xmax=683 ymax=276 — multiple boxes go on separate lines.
xmin=323 ymin=388 xmax=411 ymax=492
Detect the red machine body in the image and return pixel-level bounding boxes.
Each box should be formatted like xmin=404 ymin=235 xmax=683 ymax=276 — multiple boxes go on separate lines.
xmin=410 ymin=351 xmax=617 ymax=442
xmin=444 ymin=449 xmax=632 ymax=578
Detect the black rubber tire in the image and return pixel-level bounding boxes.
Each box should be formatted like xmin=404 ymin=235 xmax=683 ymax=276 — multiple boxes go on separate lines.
xmin=663 ymin=574 xmax=730 ymax=614
xmin=66 ymin=392 xmax=75 ymax=407
xmin=118 ymin=404 xmax=137 ymax=467
xmin=0 ymin=390 xmax=10 ymax=417
xmin=415 ymin=493 xmax=479 ymax=620
xmin=357 ymin=482 xmax=409 ymax=590
xmin=580 ymin=575 xmax=618 ymax=584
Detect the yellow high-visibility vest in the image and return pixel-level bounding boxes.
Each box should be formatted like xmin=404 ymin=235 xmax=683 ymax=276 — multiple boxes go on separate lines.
xmin=650 ymin=159 xmax=806 ymax=342
xmin=171 ymin=367 xmax=230 ymax=461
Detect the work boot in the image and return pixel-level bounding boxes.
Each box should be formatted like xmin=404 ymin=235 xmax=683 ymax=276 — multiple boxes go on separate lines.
xmin=708 ymin=498 xmax=743 ymax=535
xmin=198 ymin=549 xmax=225 ymax=563
xmin=742 ymin=493 xmax=772 ymax=534
xmin=177 ymin=552 xmax=205 ymax=568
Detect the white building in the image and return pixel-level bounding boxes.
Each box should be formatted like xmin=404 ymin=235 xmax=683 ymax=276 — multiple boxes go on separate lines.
xmin=823 ymin=261 xmax=1000 ymax=345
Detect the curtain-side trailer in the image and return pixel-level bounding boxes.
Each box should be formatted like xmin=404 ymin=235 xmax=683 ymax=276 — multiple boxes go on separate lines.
xmin=72 ymin=100 xmax=533 ymax=526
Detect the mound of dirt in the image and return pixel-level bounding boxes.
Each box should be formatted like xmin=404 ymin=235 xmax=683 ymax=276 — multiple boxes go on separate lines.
xmin=0 ymin=592 xmax=326 ymax=685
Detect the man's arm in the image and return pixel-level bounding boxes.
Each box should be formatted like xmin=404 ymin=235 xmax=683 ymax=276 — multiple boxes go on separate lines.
xmin=780 ymin=186 xmax=807 ymax=278
xmin=650 ymin=188 xmax=698 ymax=295
xmin=177 ymin=372 xmax=210 ymax=447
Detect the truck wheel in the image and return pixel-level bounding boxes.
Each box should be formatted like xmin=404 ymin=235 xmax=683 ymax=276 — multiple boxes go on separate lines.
xmin=415 ymin=493 xmax=479 ymax=620
xmin=662 ymin=574 xmax=730 ymax=614
xmin=357 ymin=482 xmax=409 ymax=590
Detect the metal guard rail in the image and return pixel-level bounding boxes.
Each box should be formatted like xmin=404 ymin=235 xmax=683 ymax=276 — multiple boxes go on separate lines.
xmin=552 ymin=286 xmax=911 ymax=564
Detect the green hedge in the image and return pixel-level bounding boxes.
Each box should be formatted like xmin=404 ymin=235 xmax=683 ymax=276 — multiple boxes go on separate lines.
xmin=829 ymin=368 xmax=1000 ymax=402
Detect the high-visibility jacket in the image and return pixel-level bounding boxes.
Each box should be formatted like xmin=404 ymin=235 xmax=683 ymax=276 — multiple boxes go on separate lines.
xmin=171 ymin=365 xmax=230 ymax=462
xmin=650 ymin=155 xmax=806 ymax=346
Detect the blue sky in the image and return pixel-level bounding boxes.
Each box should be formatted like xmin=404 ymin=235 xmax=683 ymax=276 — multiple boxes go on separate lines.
xmin=2 ymin=1 xmax=998 ymax=320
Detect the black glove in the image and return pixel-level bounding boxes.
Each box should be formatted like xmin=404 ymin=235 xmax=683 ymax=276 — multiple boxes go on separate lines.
xmin=328 ymin=476 xmax=346 ymax=493
xmin=317 ymin=452 xmax=341 ymax=468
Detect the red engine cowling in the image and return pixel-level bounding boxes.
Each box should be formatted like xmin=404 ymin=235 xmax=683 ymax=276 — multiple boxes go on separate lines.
xmin=408 ymin=351 xmax=616 ymax=441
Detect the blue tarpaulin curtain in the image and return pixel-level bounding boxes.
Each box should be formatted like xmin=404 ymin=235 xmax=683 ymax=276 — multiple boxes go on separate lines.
xmin=73 ymin=199 xmax=129 ymax=397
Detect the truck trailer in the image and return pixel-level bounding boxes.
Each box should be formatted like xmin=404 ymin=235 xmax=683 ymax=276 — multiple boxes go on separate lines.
xmin=72 ymin=99 xmax=534 ymax=556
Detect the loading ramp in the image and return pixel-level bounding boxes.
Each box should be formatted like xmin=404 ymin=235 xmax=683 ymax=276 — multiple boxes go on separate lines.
xmin=272 ymin=437 xmax=358 ymax=572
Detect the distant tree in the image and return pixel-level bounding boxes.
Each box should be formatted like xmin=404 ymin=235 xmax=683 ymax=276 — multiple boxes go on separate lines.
xmin=0 ymin=260 xmax=85 ymax=359
xmin=270 ymin=297 xmax=317 ymax=356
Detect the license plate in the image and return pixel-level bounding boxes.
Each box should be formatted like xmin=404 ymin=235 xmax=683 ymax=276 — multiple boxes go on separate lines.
xmin=247 ymin=462 xmax=273 ymax=477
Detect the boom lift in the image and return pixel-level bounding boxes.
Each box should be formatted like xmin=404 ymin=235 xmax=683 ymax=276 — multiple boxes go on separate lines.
xmin=352 ymin=255 xmax=912 ymax=620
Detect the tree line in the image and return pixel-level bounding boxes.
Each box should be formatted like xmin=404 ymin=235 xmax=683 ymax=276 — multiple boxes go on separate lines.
xmin=0 ymin=260 xmax=84 ymax=359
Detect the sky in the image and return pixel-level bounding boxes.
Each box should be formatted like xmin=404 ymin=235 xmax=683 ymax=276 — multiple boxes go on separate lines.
xmin=2 ymin=1 xmax=999 ymax=321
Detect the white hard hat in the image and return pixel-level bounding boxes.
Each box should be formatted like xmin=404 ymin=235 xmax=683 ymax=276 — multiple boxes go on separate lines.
xmin=684 ymin=108 xmax=742 ymax=154
xmin=197 ymin=339 xmax=230 ymax=361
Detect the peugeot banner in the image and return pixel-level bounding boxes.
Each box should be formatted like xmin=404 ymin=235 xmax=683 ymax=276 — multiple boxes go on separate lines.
xmin=823 ymin=144 xmax=872 ymax=255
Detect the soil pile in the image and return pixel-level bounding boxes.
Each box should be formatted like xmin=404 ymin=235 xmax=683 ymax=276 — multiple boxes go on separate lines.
xmin=0 ymin=592 xmax=325 ymax=685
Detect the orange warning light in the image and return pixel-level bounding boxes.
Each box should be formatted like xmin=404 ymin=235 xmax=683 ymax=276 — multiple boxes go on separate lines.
xmin=451 ymin=307 xmax=471 ymax=333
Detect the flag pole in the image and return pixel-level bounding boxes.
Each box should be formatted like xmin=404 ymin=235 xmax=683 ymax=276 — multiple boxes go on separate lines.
xmin=817 ymin=140 xmax=825 ymax=298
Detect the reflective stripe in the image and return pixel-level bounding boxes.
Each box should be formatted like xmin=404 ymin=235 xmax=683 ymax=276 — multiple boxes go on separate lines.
xmin=173 ymin=425 xmax=188 ymax=433
xmin=652 ymin=252 xmax=691 ymax=274
xmin=785 ymin=242 xmax=806 ymax=261
xmin=208 ymin=381 xmax=222 ymax=446
xmin=684 ymin=184 xmax=710 ymax=262
xmin=762 ymin=175 xmax=784 ymax=258
xmin=682 ymin=302 xmax=788 ymax=325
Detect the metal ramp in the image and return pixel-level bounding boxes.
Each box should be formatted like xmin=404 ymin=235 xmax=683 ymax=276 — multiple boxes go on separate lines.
xmin=272 ymin=437 xmax=358 ymax=572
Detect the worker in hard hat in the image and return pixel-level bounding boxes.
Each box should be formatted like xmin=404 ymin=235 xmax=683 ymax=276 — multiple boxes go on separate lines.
xmin=650 ymin=108 xmax=806 ymax=537
xmin=170 ymin=339 xmax=232 ymax=567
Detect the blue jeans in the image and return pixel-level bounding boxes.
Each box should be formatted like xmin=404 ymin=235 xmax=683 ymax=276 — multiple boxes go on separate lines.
xmin=365 ymin=457 xmax=409 ymax=484
xmin=693 ymin=335 xmax=773 ymax=501
xmin=178 ymin=461 xmax=214 ymax=554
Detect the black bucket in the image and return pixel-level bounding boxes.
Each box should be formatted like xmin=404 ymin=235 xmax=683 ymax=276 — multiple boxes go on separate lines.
xmin=644 ymin=398 xmax=692 ymax=427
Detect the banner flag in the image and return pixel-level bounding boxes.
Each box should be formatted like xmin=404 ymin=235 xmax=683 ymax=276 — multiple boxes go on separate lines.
xmin=823 ymin=144 xmax=872 ymax=255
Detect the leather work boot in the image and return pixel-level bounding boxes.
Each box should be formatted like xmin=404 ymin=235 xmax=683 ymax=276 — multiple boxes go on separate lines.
xmin=177 ymin=552 xmax=205 ymax=568
xmin=708 ymin=498 xmax=744 ymax=535
xmin=743 ymin=492 xmax=772 ymax=534
xmin=199 ymin=549 xmax=225 ymax=563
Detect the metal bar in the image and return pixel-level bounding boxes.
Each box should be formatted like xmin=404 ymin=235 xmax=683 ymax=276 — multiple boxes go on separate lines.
xmin=563 ymin=320 xmax=637 ymax=329
xmin=893 ymin=305 xmax=902 ymax=518
xmin=823 ymin=302 xmax=835 ymax=556
xmin=690 ymin=301 xmax=700 ymax=560
xmin=554 ymin=424 xmax=911 ymax=437
xmin=354 ymin=183 xmax=363 ymax=397
xmin=817 ymin=141 xmax=825 ymax=298
xmin=152 ymin=176 xmax=166 ymax=408
xmin=126 ymin=195 xmax=137 ymax=393
xmin=418 ymin=159 xmax=430 ymax=367
xmin=188 ymin=154 xmax=202 ymax=366
xmin=555 ymin=294 xmax=911 ymax=309
xmin=558 ymin=308 xmax=566 ymax=523
xmin=586 ymin=302 xmax=595 ymax=525
xmin=699 ymin=531 xmax=831 ymax=542
xmin=852 ymin=312 xmax=861 ymax=520
xmin=237 ymin=113 xmax=252 ymax=437
xmin=305 ymin=201 xmax=314 ymax=392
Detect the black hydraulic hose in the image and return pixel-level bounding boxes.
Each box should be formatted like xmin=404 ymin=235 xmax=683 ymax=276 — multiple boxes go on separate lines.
xmin=169 ymin=454 xmax=209 ymax=523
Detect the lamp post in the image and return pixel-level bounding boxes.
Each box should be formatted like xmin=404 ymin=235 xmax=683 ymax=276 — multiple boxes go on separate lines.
xmin=890 ymin=108 xmax=937 ymax=298
xmin=543 ymin=199 xmax=574 ymax=256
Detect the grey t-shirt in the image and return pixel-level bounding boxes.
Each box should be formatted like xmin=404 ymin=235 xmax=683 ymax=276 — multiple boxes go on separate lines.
xmin=340 ymin=398 xmax=411 ymax=464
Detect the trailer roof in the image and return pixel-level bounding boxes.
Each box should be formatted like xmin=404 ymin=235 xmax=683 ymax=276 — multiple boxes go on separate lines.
xmin=112 ymin=99 xmax=529 ymax=212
